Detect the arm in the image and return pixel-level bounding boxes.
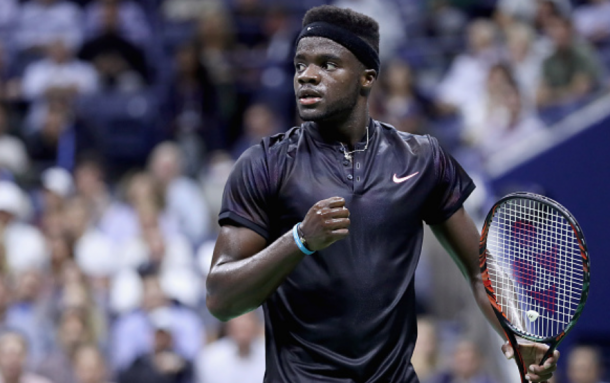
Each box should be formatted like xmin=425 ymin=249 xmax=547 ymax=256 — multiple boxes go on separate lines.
xmin=206 ymin=197 xmax=350 ymax=321
xmin=430 ymin=207 xmax=559 ymax=382
xmin=430 ymin=207 xmax=503 ymax=337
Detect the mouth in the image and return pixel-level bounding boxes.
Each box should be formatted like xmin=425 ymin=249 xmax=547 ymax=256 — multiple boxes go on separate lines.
xmin=297 ymin=89 xmax=323 ymax=106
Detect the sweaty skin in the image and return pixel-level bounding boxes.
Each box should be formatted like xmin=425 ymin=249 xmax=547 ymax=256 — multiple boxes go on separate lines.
xmin=206 ymin=35 xmax=559 ymax=382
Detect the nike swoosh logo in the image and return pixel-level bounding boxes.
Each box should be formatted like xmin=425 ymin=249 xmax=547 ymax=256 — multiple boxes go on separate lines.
xmin=393 ymin=172 xmax=419 ymax=183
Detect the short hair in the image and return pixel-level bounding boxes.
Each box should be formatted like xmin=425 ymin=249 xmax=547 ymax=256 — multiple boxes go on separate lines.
xmin=302 ymin=5 xmax=380 ymax=55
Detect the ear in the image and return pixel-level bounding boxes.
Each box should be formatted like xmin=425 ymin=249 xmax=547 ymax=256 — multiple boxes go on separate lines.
xmin=361 ymin=69 xmax=377 ymax=93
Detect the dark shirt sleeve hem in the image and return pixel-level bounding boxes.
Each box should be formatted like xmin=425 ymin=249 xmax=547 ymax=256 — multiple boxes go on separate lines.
xmin=218 ymin=211 xmax=269 ymax=240
xmin=426 ymin=182 xmax=476 ymax=225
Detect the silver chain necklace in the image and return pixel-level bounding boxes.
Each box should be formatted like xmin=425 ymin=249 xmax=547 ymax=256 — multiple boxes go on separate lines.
xmin=340 ymin=125 xmax=369 ymax=161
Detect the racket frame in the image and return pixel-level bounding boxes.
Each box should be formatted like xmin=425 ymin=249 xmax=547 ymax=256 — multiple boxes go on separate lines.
xmin=479 ymin=192 xmax=590 ymax=380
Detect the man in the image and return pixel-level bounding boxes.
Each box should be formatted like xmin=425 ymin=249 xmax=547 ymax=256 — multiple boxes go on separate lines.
xmin=566 ymin=345 xmax=608 ymax=383
xmin=0 ymin=332 xmax=52 ymax=383
xmin=206 ymin=5 xmax=559 ymax=382
xmin=197 ymin=311 xmax=265 ymax=383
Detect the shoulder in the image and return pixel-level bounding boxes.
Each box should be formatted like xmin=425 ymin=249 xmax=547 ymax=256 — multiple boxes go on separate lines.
xmin=377 ymin=120 xmax=439 ymax=155
xmin=235 ymin=125 xmax=303 ymax=166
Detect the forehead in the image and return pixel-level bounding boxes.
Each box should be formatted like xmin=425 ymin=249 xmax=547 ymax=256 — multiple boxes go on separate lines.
xmin=295 ymin=36 xmax=358 ymax=62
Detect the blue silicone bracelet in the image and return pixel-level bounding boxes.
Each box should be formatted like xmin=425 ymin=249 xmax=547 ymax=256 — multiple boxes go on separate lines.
xmin=293 ymin=223 xmax=315 ymax=255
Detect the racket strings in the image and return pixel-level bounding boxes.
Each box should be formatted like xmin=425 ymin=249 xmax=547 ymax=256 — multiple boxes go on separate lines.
xmin=486 ymin=199 xmax=584 ymax=339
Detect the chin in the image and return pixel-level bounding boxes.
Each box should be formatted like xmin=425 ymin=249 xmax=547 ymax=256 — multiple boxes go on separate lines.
xmin=298 ymin=108 xmax=327 ymax=122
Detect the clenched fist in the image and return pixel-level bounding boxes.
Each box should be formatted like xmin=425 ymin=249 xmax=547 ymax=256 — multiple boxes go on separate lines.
xmin=299 ymin=197 xmax=350 ymax=251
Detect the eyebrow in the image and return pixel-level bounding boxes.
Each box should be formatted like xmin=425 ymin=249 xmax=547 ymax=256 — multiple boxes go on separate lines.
xmin=294 ymin=53 xmax=343 ymax=62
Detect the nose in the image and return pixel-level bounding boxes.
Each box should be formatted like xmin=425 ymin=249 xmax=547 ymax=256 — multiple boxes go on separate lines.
xmin=297 ymin=64 xmax=320 ymax=85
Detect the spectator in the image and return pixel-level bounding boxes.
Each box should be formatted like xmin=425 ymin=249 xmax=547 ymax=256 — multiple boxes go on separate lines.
xmin=25 ymin=103 xmax=75 ymax=171
xmin=0 ymin=332 xmax=52 ymax=383
xmin=0 ymin=105 xmax=28 ymax=177
xmin=62 ymin=196 xmax=116 ymax=279
xmin=0 ymin=182 xmax=46 ymax=274
xmin=0 ymin=0 xmax=17 ymax=44
xmin=231 ymin=103 xmax=279 ymax=158
xmin=110 ymin=271 xmax=203 ymax=371
xmin=73 ymin=156 xmax=111 ymax=224
xmin=164 ymin=42 xmax=222 ymax=160
xmin=14 ymin=0 xmax=83 ymax=53
xmin=79 ymin=0 xmax=149 ymax=92
xmin=5 ymin=271 xmax=54 ymax=367
xmin=160 ymin=0 xmax=212 ymax=24
xmin=193 ymin=8 xmax=237 ymax=127
xmin=118 ymin=307 xmax=194 ymax=383
xmin=73 ymin=344 xmax=113 ymax=383
xmin=567 ymin=345 xmax=608 ymax=383
xmin=371 ymin=58 xmax=431 ymax=135
xmin=505 ymin=22 xmax=544 ymax=104
xmin=411 ymin=317 xmax=439 ymax=381
xmin=435 ymin=19 xmax=501 ymax=116
xmin=21 ymin=39 xmax=98 ymax=103
xmin=537 ymin=16 xmax=603 ymax=109
xmin=231 ymin=0 xmax=266 ymax=50
xmin=118 ymin=201 xmax=194 ymax=275
xmin=40 ymin=167 xmax=74 ymax=215
xmin=196 ymin=311 xmax=264 ymax=383
xmin=573 ymin=0 xmax=610 ymax=47
xmin=147 ymin=142 xmax=211 ymax=245
xmin=428 ymin=339 xmax=498 ymax=383
xmin=84 ymin=0 xmax=151 ymax=48
xmin=99 ymin=171 xmax=179 ymax=246
xmin=36 ymin=309 xmax=94 ymax=383
xmin=463 ymin=64 xmax=545 ymax=159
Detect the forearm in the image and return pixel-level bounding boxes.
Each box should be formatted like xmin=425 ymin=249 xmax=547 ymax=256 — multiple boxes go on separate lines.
xmin=206 ymin=229 xmax=304 ymax=321
xmin=431 ymin=208 xmax=504 ymax=337
xmin=471 ymin=273 xmax=505 ymax=338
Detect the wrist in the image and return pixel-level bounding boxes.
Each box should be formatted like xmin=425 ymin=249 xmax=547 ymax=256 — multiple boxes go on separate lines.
xmin=292 ymin=223 xmax=315 ymax=255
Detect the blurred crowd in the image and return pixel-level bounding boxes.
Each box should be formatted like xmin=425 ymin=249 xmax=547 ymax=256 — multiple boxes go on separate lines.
xmin=0 ymin=0 xmax=608 ymax=382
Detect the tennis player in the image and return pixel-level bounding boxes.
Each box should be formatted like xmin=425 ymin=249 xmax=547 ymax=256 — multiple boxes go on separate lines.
xmin=207 ymin=5 xmax=559 ymax=382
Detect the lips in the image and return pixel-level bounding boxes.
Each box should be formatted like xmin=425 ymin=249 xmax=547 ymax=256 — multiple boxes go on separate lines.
xmin=297 ymin=88 xmax=323 ymax=106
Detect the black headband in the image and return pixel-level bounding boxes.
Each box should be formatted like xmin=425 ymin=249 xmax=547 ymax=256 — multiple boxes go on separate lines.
xmin=296 ymin=21 xmax=380 ymax=73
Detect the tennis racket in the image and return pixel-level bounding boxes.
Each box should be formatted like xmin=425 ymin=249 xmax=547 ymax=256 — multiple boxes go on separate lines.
xmin=479 ymin=192 xmax=590 ymax=382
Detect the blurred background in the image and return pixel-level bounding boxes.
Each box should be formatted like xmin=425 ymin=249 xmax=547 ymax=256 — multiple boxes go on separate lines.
xmin=0 ymin=0 xmax=607 ymax=382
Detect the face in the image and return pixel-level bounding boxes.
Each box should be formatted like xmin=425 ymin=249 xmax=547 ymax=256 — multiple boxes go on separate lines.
xmin=294 ymin=37 xmax=368 ymax=123
xmin=0 ymin=335 xmax=27 ymax=381
xmin=568 ymin=347 xmax=601 ymax=383
xmin=227 ymin=311 xmax=260 ymax=349
xmin=546 ymin=17 xmax=572 ymax=49
xmin=74 ymin=346 xmax=106 ymax=383
xmin=452 ymin=341 xmax=481 ymax=378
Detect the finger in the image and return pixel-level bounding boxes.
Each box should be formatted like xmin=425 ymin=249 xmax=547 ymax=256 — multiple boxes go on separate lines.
xmin=529 ymin=363 xmax=556 ymax=376
xmin=526 ymin=372 xmax=553 ymax=382
xmin=322 ymin=207 xmax=350 ymax=219
xmin=330 ymin=228 xmax=349 ymax=238
xmin=501 ymin=342 xmax=514 ymax=359
xmin=325 ymin=218 xmax=350 ymax=230
xmin=325 ymin=197 xmax=346 ymax=208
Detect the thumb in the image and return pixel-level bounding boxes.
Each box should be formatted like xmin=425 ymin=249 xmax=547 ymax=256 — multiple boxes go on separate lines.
xmin=502 ymin=342 xmax=514 ymax=359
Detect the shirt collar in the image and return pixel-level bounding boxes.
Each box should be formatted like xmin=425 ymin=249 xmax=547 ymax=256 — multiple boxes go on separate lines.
xmin=304 ymin=118 xmax=377 ymax=149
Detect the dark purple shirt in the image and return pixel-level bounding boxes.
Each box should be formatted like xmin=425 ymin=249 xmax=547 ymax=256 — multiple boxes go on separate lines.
xmin=219 ymin=119 xmax=475 ymax=383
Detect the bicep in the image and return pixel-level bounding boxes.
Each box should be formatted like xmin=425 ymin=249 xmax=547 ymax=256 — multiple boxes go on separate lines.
xmin=430 ymin=207 xmax=481 ymax=281
xmin=210 ymin=225 xmax=268 ymax=270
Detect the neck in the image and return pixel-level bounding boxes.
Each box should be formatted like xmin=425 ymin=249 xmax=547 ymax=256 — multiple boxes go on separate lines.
xmin=314 ymin=105 xmax=370 ymax=149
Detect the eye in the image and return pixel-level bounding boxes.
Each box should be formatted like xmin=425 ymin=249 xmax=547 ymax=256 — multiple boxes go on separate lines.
xmin=324 ymin=62 xmax=338 ymax=70
xmin=295 ymin=63 xmax=306 ymax=72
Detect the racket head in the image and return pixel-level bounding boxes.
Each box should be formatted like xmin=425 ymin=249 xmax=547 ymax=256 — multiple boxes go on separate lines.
xmin=479 ymin=192 xmax=590 ymax=344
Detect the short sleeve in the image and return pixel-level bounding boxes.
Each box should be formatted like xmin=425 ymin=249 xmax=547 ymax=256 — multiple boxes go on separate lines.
xmin=218 ymin=144 xmax=272 ymax=239
xmin=422 ymin=136 xmax=475 ymax=225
